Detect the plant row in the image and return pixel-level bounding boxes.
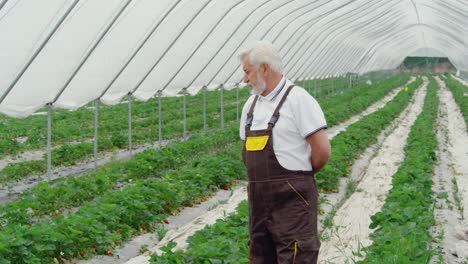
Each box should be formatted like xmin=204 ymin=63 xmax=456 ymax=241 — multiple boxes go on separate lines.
xmin=359 ymin=76 xmax=438 ymax=262
xmin=321 ymin=74 xmax=410 ymax=127
xmin=0 ymin=105 xmax=241 ymax=184
xmin=316 ymin=76 xmax=421 ymax=191
xmin=0 ymin=126 xmax=240 ymax=229
xmin=151 ymin=201 xmax=250 ymax=264
xmin=151 ymin=77 xmax=423 ymax=262
xmin=0 ymin=143 xmax=245 ymax=263
xmin=444 ymin=75 xmax=468 ymax=127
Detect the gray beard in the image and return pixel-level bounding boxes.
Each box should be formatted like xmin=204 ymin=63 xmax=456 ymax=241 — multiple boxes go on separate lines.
xmin=251 ymin=78 xmax=266 ymax=96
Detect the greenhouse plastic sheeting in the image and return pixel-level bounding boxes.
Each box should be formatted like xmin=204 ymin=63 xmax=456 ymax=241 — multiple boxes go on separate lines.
xmin=0 ymin=0 xmax=467 ymax=118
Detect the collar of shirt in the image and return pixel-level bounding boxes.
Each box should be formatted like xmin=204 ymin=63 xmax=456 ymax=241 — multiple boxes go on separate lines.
xmin=258 ymin=76 xmax=286 ymax=101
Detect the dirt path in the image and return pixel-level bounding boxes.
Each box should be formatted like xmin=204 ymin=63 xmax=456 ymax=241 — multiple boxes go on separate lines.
xmin=318 ymin=78 xmax=429 ymax=263
xmin=0 ymin=139 xmax=96 ymax=171
xmin=0 ymin=139 xmax=172 ymax=205
xmin=431 ymin=77 xmax=468 ymax=263
xmin=327 ymin=77 xmax=415 ymax=138
xmin=318 ymin=77 xmax=416 ymax=231
xmin=451 ymin=74 xmax=468 ymax=86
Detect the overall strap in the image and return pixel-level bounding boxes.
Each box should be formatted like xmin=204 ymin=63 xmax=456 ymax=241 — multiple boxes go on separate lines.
xmin=245 ymin=96 xmax=259 ymax=130
xmin=268 ymin=85 xmax=294 ymax=129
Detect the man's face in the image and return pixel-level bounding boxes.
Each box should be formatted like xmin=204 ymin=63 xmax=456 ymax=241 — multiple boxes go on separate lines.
xmin=242 ymin=56 xmax=266 ymax=95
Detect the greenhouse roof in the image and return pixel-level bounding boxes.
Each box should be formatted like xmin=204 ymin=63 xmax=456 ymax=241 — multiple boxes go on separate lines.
xmin=0 ymin=0 xmax=467 ymax=118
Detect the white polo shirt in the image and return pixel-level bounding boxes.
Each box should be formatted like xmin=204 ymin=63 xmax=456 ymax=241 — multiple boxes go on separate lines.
xmin=239 ymin=77 xmax=327 ymax=171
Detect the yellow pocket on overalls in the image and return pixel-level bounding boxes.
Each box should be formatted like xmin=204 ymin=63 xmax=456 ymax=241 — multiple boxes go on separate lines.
xmin=245 ymin=136 xmax=269 ymax=151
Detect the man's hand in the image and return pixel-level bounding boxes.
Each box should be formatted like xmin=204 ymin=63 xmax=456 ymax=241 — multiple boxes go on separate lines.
xmin=306 ymin=129 xmax=331 ymax=173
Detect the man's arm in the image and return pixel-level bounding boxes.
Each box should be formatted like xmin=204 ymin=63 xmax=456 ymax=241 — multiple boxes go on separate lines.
xmin=306 ymin=129 xmax=331 ymax=173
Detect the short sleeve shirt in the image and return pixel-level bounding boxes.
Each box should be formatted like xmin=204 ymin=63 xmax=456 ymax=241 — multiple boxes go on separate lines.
xmin=239 ymin=77 xmax=327 ymax=171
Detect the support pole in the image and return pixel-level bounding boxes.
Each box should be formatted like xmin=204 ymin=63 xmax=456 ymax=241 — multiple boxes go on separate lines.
xmin=314 ymin=78 xmax=317 ymax=97
xmin=348 ymin=74 xmax=352 ymax=89
xmin=236 ymin=84 xmax=240 ymax=122
xmin=93 ymin=99 xmax=99 ymax=173
xmin=220 ymin=85 xmax=224 ymax=129
xmin=183 ymin=88 xmax=187 ymax=140
xmin=47 ymin=103 xmax=52 ymax=181
xmin=158 ymin=90 xmax=162 ymax=147
xmin=128 ymin=93 xmax=132 ymax=157
xmin=332 ymin=78 xmax=334 ymax=95
xmin=203 ymin=86 xmax=207 ymax=133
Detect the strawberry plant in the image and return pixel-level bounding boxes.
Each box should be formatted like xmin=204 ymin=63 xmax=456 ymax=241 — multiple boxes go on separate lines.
xmin=0 ymin=127 xmax=240 ymax=229
xmin=151 ymin=201 xmax=250 ymax=264
xmin=316 ymin=77 xmax=422 ymax=191
xmin=444 ymin=76 xmax=468 ymax=127
xmin=359 ymin=76 xmax=438 ymax=262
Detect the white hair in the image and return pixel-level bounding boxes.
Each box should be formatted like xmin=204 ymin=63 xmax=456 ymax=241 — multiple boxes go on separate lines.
xmin=239 ymin=40 xmax=283 ymax=73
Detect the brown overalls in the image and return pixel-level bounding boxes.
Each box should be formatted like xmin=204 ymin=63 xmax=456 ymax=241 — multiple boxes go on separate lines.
xmin=242 ymin=85 xmax=320 ymax=264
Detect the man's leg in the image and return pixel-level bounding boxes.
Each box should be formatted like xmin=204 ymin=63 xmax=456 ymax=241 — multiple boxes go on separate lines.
xmin=249 ymin=229 xmax=278 ymax=263
xmin=268 ymin=177 xmax=320 ymax=264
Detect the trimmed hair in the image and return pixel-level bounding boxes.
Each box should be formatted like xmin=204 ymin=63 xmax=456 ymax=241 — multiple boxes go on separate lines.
xmin=239 ymin=40 xmax=283 ymax=73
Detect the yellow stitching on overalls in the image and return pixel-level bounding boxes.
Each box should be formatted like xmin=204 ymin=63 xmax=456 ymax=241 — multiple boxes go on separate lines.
xmin=293 ymin=240 xmax=298 ymax=264
xmin=287 ymin=181 xmax=310 ymax=206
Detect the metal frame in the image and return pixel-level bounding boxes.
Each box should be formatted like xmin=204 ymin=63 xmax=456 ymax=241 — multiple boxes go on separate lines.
xmin=47 ymin=103 xmax=52 ymax=180
xmin=131 ymin=0 xmax=213 ymax=95
xmin=292 ymin=0 xmax=397 ymax=79
xmin=204 ymin=0 xmax=292 ymax=87
xmin=316 ymin=9 xmax=403 ymax=77
xmin=0 ymin=0 xmax=9 ymax=12
xmin=158 ymin=90 xmax=162 ymax=146
xmin=203 ymin=86 xmax=207 ymax=132
xmin=0 ymin=0 xmax=80 ymax=105
xmin=159 ymin=0 xmax=247 ymax=93
xmin=128 ymin=93 xmax=132 ymax=157
xmin=97 ymin=0 xmax=183 ymax=100
xmin=94 ymin=99 xmax=99 ymax=172
xmin=183 ymin=88 xmax=187 ymax=140
xmin=220 ymin=85 xmax=224 ymax=129
xmin=304 ymin=0 xmax=401 ymax=78
xmin=223 ymin=0 xmax=332 ymax=84
xmin=283 ymin=0 xmax=383 ymax=77
xmin=52 ymin=0 xmax=133 ymax=104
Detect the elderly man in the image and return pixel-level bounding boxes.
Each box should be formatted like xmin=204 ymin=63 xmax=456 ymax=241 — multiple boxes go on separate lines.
xmin=239 ymin=40 xmax=331 ymax=263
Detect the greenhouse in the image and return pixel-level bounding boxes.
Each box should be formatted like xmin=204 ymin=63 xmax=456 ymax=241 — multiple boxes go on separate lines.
xmin=0 ymin=0 xmax=467 ymax=263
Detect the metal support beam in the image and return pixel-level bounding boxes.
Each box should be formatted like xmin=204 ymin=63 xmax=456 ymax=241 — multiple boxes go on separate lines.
xmin=128 ymin=94 xmax=132 ymax=157
xmin=203 ymin=86 xmax=207 ymax=133
xmin=0 ymin=0 xmax=9 ymax=11
xmin=236 ymin=84 xmax=240 ymax=122
xmin=220 ymin=85 xmax=224 ymax=129
xmin=0 ymin=0 xmax=79 ymax=104
xmin=314 ymin=78 xmax=317 ymax=97
xmin=131 ymin=0 xmax=211 ymax=95
xmin=183 ymin=88 xmax=187 ymax=140
xmin=52 ymin=0 xmax=133 ymax=104
xmin=47 ymin=103 xmax=52 ymax=181
xmin=158 ymin=90 xmax=162 ymax=146
xmin=348 ymin=74 xmax=352 ymax=89
xmin=332 ymin=77 xmax=335 ymax=95
xmin=94 ymin=99 xmax=99 ymax=173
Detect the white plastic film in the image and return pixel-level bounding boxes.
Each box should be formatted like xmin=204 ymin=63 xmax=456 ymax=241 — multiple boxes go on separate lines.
xmin=0 ymin=0 xmax=467 ymax=117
